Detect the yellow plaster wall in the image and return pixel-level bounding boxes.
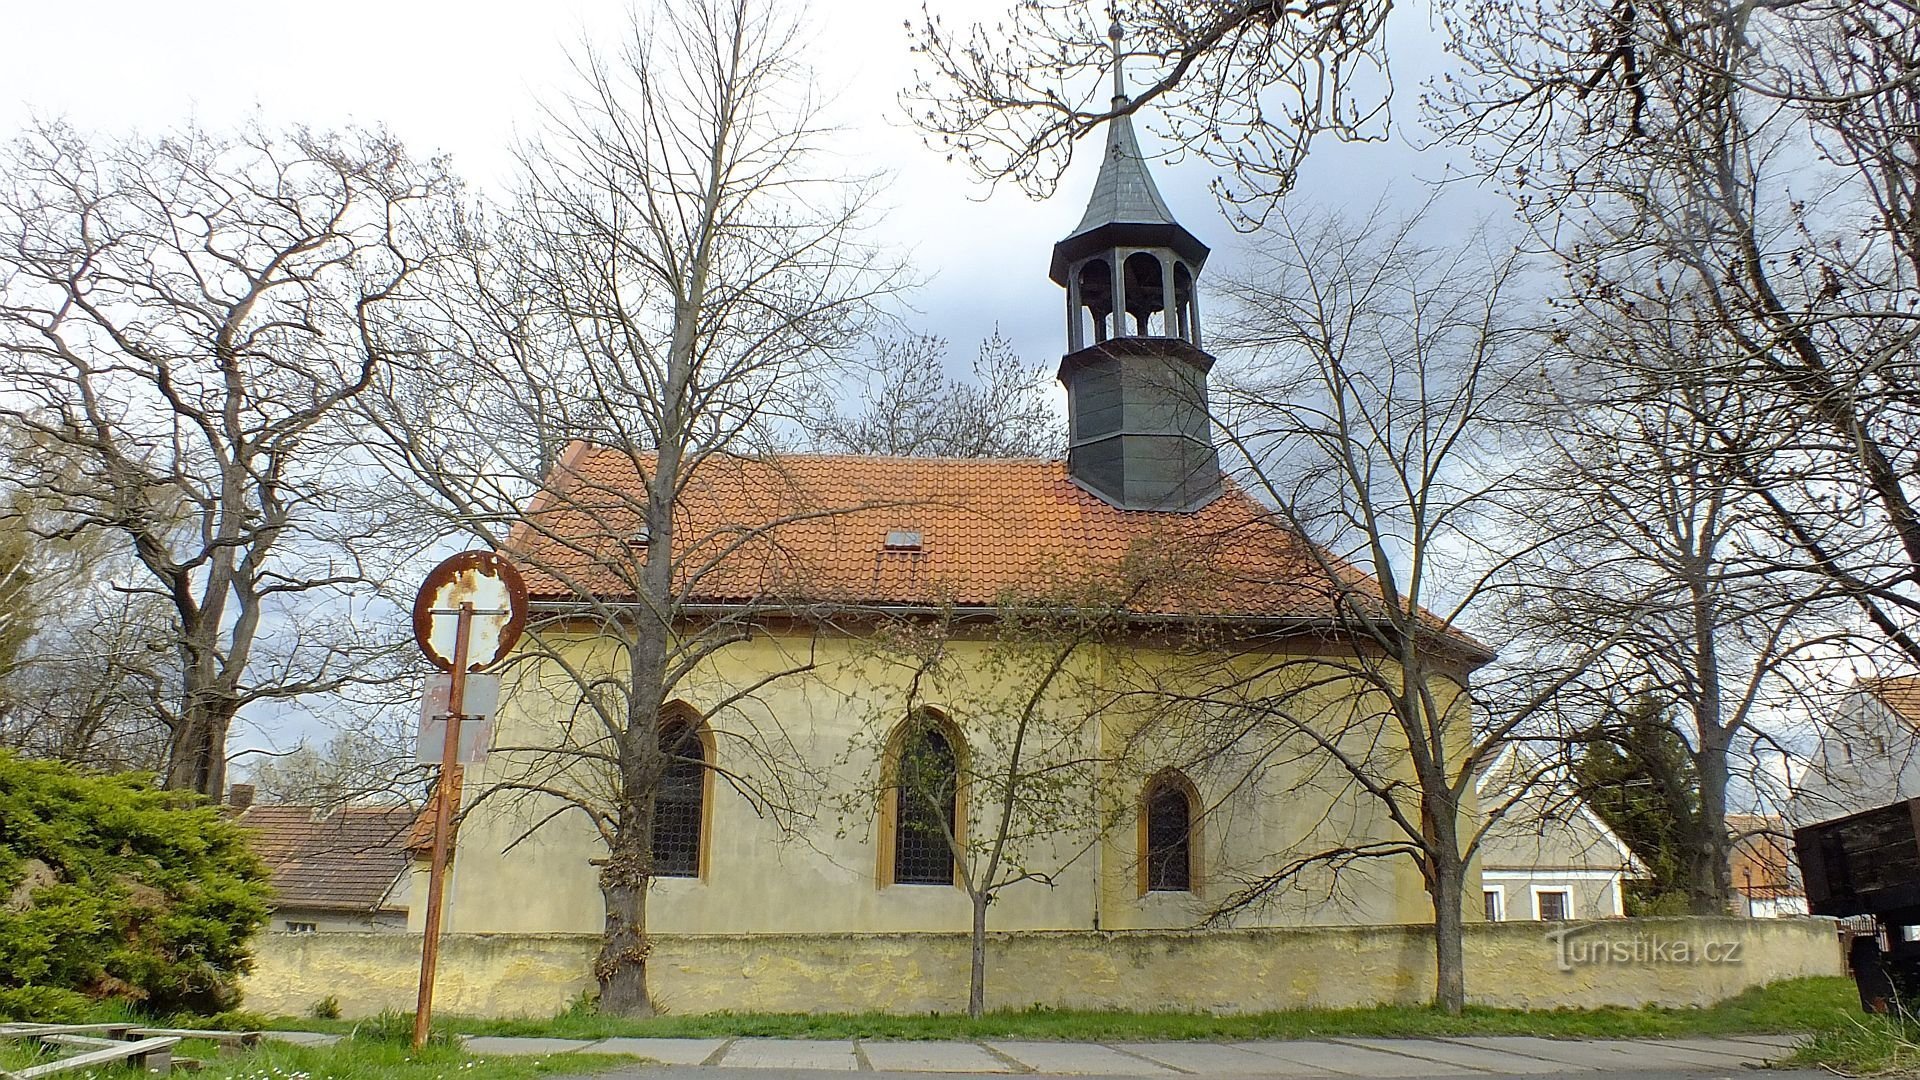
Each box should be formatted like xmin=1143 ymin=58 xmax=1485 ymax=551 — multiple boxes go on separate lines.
xmin=443 ymin=627 xmax=1468 ymax=939
xmin=240 ymin=917 xmax=1843 ymax=1019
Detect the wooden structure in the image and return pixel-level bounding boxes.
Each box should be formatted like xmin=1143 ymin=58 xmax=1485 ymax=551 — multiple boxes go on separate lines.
xmin=0 ymin=1023 xmax=259 ymax=1079
xmin=1795 ymin=796 xmax=1920 ymax=1011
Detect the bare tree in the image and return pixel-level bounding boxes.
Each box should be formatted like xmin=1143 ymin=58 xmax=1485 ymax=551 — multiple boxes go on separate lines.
xmin=0 ymin=486 xmax=39 ymax=717
xmin=241 ymin=714 xmax=428 ymax=808
xmin=1434 ymin=0 xmax=1920 ymax=669
xmin=0 ymin=438 xmax=180 ymax=769
xmin=810 ymin=330 xmax=1063 ymax=458
xmin=905 ymin=1 xmax=1394 ymax=222
xmin=0 ymin=120 xmax=462 ymax=796
xmin=1508 ymin=337 xmax=1856 ymax=913
xmin=1170 ymin=202 xmax=1596 ymax=1014
xmin=360 ymin=0 xmax=900 ymax=1016
xmin=0 ymin=588 xmax=173 ymax=772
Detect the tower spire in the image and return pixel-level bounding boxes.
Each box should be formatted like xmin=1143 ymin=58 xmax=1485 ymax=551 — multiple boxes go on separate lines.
xmin=1050 ymin=20 xmax=1205 ymax=276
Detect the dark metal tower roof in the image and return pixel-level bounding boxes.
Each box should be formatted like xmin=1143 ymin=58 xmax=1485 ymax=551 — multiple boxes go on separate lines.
xmin=1048 ymin=27 xmax=1208 ymax=285
xmin=1070 ymin=111 xmax=1179 ymax=234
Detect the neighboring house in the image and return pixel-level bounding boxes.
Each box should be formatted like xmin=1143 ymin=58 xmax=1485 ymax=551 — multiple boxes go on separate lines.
xmin=1475 ymin=747 xmax=1641 ymax=922
xmin=1792 ymin=676 xmax=1920 ymax=824
xmin=1727 ymin=813 xmax=1809 ymax=918
xmin=236 ymin=795 xmax=422 ymax=933
xmin=433 ymin=95 xmax=1498 ymax=940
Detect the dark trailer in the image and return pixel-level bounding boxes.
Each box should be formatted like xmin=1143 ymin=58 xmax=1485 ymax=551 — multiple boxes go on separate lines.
xmin=1795 ymin=796 xmax=1920 ymax=1012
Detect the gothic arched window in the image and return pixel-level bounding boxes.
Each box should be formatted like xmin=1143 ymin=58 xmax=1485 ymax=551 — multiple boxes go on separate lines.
xmin=1141 ymin=771 xmax=1200 ymax=893
xmin=653 ymin=709 xmax=710 ymax=878
xmin=885 ymin=714 xmax=963 ymax=886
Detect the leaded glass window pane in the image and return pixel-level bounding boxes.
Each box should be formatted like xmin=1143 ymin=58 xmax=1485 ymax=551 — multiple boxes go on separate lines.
xmin=1145 ymin=782 xmax=1192 ymax=891
xmin=894 ymin=727 xmax=956 ymax=885
xmin=653 ymin=719 xmax=704 ymax=878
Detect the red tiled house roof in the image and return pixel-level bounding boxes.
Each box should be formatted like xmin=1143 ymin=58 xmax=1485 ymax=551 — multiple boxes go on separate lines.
xmin=1862 ymin=676 xmax=1920 ymax=729
xmin=237 ymin=804 xmax=421 ymax=914
xmin=511 ymin=446 xmax=1479 ymax=652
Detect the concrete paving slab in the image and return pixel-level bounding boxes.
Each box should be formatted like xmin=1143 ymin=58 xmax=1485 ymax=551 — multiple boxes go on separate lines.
xmin=860 ymin=1042 xmax=1012 ymax=1073
xmin=583 ymin=1038 xmax=729 ymax=1064
xmin=462 ymin=1037 xmax=599 ymax=1056
xmin=548 ymin=1067 xmax=1866 ymax=1080
xmin=1443 ymin=1037 xmax=1739 ymax=1071
xmin=986 ymin=1041 xmax=1176 ymax=1074
xmin=1629 ymin=1037 xmax=1787 ymax=1064
xmin=1114 ymin=1042 xmax=1326 ymax=1075
xmin=1583 ymin=1038 xmax=1778 ymax=1070
xmin=719 ymin=1038 xmax=859 ymax=1071
xmin=259 ymin=1032 xmax=341 ymax=1047
xmin=1333 ymin=1037 xmax=1586 ymax=1074
xmin=1720 ymin=1033 xmax=1803 ymax=1049
xmin=1237 ymin=1040 xmax=1477 ymax=1076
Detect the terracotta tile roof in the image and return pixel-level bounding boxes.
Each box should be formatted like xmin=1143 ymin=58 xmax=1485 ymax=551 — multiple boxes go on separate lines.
xmin=1862 ymin=676 xmax=1920 ymax=729
xmin=237 ymin=804 xmax=420 ymax=914
xmin=511 ymin=446 xmax=1474 ymax=645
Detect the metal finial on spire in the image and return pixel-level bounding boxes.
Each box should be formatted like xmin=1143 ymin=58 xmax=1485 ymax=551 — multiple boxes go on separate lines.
xmin=1050 ymin=7 xmax=1207 ymax=279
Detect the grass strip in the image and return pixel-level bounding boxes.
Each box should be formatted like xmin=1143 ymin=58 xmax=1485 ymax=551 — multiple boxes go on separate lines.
xmin=1786 ymin=1012 xmax=1920 ymax=1076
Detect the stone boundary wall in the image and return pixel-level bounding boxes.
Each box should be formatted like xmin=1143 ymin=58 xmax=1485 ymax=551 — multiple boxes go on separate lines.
xmin=241 ymin=917 xmax=1844 ymax=1019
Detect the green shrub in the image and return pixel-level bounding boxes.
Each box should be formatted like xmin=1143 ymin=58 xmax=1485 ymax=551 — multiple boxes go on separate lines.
xmin=0 ymin=751 xmax=271 ymax=1017
xmin=311 ymin=995 xmax=342 ymax=1020
xmin=0 ymin=985 xmax=92 ymax=1022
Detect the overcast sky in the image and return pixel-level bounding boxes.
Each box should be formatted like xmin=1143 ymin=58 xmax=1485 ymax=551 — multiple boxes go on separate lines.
xmin=0 ymin=0 xmax=1496 ymax=373
xmin=0 ymin=0 xmax=1511 ymax=763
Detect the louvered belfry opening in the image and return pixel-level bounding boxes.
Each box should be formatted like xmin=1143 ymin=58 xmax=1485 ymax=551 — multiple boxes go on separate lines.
xmin=893 ymin=725 xmax=958 ymax=885
xmin=1145 ymin=780 xmax=1194 ymax=892
xmin=653 ymin=716 xmax=705 ymax=878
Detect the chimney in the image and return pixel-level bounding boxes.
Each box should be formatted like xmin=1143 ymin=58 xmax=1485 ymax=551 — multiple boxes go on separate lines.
xmin=227 ymin=783 xmax=256 ymax=811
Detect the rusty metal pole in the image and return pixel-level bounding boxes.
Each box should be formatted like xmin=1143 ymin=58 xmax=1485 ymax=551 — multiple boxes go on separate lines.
xmin=413 ymin=600 xmax=473 ymax=1050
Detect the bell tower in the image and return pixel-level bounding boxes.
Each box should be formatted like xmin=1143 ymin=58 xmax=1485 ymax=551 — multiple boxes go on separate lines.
xmin=1049 ymin=23 xmax=1221 ymax=513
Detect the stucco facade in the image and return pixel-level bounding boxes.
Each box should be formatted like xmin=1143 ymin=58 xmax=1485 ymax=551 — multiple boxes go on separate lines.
xmin=430 ymin=624 xmax=1457 ymax=940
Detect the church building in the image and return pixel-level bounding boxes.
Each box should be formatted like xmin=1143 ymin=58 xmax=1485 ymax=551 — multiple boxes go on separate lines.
xmin=428 ymin=69 xmax=1481 ymax=950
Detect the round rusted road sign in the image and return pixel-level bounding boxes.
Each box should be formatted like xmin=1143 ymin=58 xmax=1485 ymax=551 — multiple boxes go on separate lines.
xmin=411 ymin=551 xmax=530 ymax=672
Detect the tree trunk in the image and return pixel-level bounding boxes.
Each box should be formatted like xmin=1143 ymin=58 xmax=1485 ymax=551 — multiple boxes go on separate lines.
xmin=595 ymin=839 xmax=654 ymax=1017
xmin=1430 ymin=858 xmax=1467 ymax=1015
xmin=1420 ymin=773 xmax=1468 ymax=1016
xmin=1688 ymin=744 xmax=1733 ymax=916
xmin=968 ymin=891 xmax=989 ymax=1018
xmin=165 ymin=694 xmax=232 ymax=797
